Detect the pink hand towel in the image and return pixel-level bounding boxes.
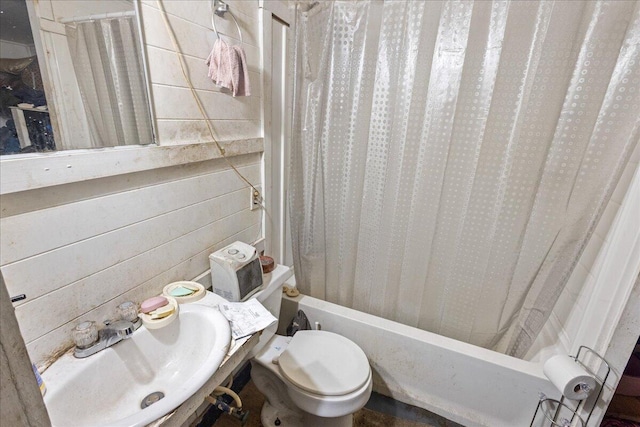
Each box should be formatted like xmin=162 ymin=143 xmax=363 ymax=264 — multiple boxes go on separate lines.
xmin=206 ymin=39 xmax=223 ymax=86
xmin=232 ymin=45 xmax=251 ymax=97
xmin=206 ymin=38 xmax=238 ymax=92
xmin=206 ymin=38 xmax=251 ymax=97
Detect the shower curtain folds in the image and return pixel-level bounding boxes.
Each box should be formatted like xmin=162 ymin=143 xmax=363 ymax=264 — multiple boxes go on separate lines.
xmin=66 ymin=17 xmax=153 ymax=148
xmin=290 ymin=0 xmax=640 ymax=357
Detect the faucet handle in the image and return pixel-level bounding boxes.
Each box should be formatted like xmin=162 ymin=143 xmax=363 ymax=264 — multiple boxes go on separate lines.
xmin=73 ymin=321 xmax=98 ymax=349
xmin=117 ymin=301 xmax=139 ymax=322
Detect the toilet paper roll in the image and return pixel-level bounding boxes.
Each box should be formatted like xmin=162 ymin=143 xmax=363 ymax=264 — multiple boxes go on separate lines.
xmin=543 ymin=355 xmax=596 ymax=400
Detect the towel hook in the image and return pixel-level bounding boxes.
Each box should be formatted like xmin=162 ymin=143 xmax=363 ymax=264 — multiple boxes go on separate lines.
xmin=211 ymin=0 xmax=243 ymax=45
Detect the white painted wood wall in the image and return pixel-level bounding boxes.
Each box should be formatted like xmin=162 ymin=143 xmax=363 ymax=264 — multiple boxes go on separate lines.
xmin=1 ymin=153 xmax=262 ymax=365
xmin=1 ymin=0 xmax=270 ymax=366
xmin=141 ymin=0 xmax=262 ymax=143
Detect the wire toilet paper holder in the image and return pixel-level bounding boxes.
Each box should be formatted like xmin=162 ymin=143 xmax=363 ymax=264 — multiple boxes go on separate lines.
xmin=529 ymin=346 xmax=611 ymax=427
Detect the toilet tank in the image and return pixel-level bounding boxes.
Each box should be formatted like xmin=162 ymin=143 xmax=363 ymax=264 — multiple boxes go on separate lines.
xmin=248 ymin=264 xmax=294 ymax=356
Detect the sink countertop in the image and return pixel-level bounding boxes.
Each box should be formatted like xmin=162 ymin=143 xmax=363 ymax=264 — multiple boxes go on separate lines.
xmin=147 ymin=333 xmax=260 ymax=427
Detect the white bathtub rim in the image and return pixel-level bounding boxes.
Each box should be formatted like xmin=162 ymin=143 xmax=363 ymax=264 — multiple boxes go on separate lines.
xmin=289 ymin=294 xmax=562 ymax=427
xmin=293 ymin=294 xmax=547 ymax=378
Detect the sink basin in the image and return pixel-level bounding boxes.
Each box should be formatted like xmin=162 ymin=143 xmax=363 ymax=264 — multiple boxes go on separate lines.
xmin=42 ymin=303 xmax=231 ymax=427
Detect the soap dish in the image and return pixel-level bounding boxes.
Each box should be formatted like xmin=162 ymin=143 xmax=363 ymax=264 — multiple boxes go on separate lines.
xmin=139 ymin=296 xmax=179 ymax=329
xmin=162 ymin=281 xmax=205 ymax=304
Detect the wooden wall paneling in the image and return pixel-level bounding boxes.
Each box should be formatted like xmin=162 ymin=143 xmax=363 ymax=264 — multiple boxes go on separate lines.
xmin=1 ymin=163 xmax=260 ymax=265
xmin=152 ymin=86 xmax=260 ymax=121
xmin=140 ymin=4 xmax=259 ymax=71
xmin=141 ymin=0 xmax=260 ymax=47
xmin=14 ymin=202 xmax=259 ymax=343
xmin=17 ymin=208 xmax=259 ymax=348
xmin=146 ymin=45 xmax=261 ymax=96
xmin=227 ymin=0 xmax=261 ymax=22
xmin=2 ymin=166 xmax=260 ymax=304
xmin=155 ymin=120 xmax=262 ymax=144
xmin=24 ymin=223 xmax=260 ymax=364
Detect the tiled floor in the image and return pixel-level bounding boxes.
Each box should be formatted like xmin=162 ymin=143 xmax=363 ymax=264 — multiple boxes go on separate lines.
xmin=212 ymin=380 xmax=457 ymax=427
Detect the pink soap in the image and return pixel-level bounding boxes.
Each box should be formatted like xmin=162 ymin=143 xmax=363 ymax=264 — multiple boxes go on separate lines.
xmin=141 ymin=296 xmax=169 ymax=314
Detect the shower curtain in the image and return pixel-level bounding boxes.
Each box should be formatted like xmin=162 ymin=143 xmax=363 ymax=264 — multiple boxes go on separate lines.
xmin=290 ymin=0 xmax=640 ymax=357
xmin=67 ymin=17 xmax=152 ymax=148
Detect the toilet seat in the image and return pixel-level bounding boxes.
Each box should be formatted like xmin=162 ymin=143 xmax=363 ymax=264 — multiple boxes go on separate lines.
xmin=278 ymin=330 xmax=370 ymax=396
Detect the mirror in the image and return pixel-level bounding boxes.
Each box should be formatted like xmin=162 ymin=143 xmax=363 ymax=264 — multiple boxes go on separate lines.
xmin=0 ymin=0 xmax=154 ymax=155
xmin=0 ymin=0 xmax=51 ymax=154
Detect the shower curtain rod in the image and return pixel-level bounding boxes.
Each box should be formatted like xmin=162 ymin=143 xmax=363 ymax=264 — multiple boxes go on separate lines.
xmin=60 ymin=10 xmax=136 ymax=24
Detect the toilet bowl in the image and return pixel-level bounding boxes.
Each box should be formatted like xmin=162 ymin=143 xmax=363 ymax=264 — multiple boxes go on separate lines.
xmin=251 ymin=331 xmax=372 ymax=427
xmin=205 ymin=261 xmax=372 ymax=427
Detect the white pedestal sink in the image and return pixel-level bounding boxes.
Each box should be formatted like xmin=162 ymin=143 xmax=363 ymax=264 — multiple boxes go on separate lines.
xmin=42 ymin=303 xmax=231 ymax=427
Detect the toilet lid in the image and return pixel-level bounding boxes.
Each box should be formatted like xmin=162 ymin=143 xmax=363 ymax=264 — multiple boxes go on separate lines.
xmin=278 ymin=330 xmax=370 ymax=396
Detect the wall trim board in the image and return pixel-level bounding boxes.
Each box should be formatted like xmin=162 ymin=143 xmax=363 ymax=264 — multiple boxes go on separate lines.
xmin=0 ymin=138 xmax=264 ymax=195
xmin=259 ymin=0 xmax=293 ymax=23
xmin=260 ymin=2 xmax=294 ymax=266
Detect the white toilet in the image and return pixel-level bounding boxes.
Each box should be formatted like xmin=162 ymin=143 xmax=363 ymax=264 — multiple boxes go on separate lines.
xmin=248 ymin=266 xmax=372 ymax=427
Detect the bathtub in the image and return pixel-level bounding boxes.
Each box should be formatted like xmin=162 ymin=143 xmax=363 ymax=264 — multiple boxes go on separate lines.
xmin=280 ymin=293 xmax=562 ymax=427
xmin=275 ymin=160 xmax=639 ymax=425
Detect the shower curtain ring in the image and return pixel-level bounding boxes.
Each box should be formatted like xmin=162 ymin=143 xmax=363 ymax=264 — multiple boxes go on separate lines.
xmin=211 ymin=0 xmax=244 ymax=45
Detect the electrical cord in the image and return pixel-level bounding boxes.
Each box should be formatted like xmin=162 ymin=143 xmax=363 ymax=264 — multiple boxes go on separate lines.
xmin=156 ymin=0 xmax=267 ymax=222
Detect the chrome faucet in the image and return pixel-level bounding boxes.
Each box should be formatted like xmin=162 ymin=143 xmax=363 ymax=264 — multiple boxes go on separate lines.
xmin=73 ymin=318 xmax=141 ymax=358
